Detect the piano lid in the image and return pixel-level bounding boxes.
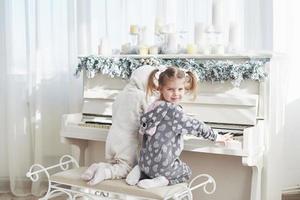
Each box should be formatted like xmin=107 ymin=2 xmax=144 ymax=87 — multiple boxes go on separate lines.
xmin=82 ymin=86 xmax=259 ymax=126
xmin=181 ymin=93 xmax=258 ymax=126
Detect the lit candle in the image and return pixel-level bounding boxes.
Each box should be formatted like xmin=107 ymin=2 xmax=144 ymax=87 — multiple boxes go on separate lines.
xmin=186 ymin=43 xmax=197 ymax=54
xmin=130 ymin=25 xmax=139 ymax=34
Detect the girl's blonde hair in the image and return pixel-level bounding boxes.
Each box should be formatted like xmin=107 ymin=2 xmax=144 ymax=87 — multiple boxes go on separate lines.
xmin=146 ymin=66 xmax=198 ymax=99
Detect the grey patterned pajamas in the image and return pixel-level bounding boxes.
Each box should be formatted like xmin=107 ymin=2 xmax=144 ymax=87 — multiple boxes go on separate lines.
xmin=138 ymin=101 xmax=217 ymax=185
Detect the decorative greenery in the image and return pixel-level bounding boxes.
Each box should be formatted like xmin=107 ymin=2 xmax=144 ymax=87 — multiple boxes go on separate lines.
xmin=76 ymin=55 xmax=270 ymax=87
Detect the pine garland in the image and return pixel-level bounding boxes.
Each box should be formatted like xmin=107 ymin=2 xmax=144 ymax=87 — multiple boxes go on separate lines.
xmin=76 ymin=55 xmax=270 ymax=87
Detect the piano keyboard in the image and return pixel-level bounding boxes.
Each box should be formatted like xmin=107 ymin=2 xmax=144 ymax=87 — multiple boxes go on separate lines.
xmin=78 ymin=118 xmax=244 ymax=141
xmin=78 ymin=123 xmax=111 ymax=129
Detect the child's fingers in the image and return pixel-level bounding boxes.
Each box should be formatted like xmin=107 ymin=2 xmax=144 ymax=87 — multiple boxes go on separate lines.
xmin=224 ymin=133 xmax=233 ymax=140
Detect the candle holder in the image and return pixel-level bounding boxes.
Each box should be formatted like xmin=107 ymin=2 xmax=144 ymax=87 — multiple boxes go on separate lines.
xmin=204 ymin=25 xmax=225 ymax=55
xmin=154 ymin=32 xmax=165 ymax=52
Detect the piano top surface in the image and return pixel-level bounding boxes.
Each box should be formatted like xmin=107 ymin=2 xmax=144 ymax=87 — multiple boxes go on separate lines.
xmin=78 ymin=53 xmax=272 ymax=59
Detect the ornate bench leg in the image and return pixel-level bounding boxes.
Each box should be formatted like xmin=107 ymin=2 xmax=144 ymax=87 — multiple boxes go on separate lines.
xmin=167 ymin=174 xmax=216 ymax=200
xmin=26 ymin=155 xmax=79 ymax=200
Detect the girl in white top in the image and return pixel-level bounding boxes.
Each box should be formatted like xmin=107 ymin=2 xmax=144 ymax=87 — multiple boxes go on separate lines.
xmin=81 ymin=65 xmax=155 ymax=185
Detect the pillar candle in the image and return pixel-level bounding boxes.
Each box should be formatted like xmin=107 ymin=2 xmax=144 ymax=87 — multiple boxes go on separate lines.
xmin=167 ymin=33 xmax=178 ymax=54
xmin=98 ymin=38 xmax=112 ymax=55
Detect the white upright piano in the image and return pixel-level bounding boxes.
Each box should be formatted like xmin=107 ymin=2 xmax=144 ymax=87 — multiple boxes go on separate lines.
xmin=60 ymin=54 xmax=271 ymax=200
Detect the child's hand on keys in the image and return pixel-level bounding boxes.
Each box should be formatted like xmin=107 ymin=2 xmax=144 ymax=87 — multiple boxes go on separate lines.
xmin=216 ymin=132 xmax=233 ymax=145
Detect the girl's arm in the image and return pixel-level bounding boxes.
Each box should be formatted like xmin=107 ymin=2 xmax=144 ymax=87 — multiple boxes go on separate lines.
xmin=171 ymin=105 xmax=217 ymax=141
xmin=172 ymin=105 xmax=233 ymax=143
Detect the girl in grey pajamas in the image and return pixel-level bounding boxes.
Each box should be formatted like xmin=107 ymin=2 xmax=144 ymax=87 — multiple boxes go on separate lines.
xmin=126 ymin=66 xmax=231 ymax=188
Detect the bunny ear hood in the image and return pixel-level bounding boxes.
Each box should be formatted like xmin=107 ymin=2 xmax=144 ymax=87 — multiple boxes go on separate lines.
xmin=129 ymin=65 xmax=157 ymax=91
xmin=139 ymin=101 xmax=172 ymax=136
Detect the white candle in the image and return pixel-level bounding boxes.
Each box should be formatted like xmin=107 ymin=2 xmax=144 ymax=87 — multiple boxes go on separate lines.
xmin=194 ymin=22 xmax=205 ymax=45
xmin=98 ymin=38 xmax=111 ymax=55
xmin=212 ymin=0 xmax=223 ymax=32
xmin=167 ymin=33 xmax=178 ymax=54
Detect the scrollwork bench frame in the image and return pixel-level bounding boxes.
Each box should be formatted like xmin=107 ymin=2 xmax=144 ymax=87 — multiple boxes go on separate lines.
xmin=26 ymin=155 xmax=216 ymax=200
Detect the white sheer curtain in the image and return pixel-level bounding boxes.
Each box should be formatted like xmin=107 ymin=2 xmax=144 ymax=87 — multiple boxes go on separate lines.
xmin=263 ymin=1 xmax=300 ymax=200
xmin=79 ymin=0 xmax=248 ymax=55
xmin=0 ymin=0 xmax=81 ymax=196
xmin=0 ymin=0 xmax=272 ymax=198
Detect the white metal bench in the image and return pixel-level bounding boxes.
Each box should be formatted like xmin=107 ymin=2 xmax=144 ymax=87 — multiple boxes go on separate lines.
xmin=26 ymin=155 xmax=216 ymax=200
